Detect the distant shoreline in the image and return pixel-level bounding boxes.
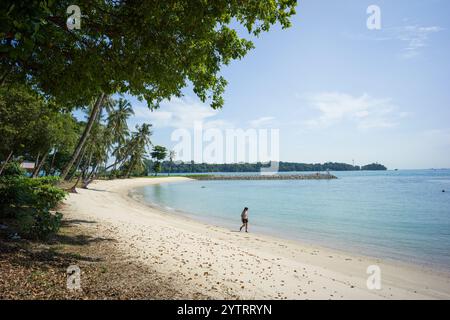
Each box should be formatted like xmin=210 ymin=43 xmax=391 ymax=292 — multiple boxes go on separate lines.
xmin=190 ymin=173 xmax=337 ymax=180
xmin=146 ymin=161 xmax=388 ymax=175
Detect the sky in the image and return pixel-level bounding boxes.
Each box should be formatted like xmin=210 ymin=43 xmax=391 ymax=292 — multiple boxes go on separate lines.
xmin=120 ymin=0 xmax=450 ymax=169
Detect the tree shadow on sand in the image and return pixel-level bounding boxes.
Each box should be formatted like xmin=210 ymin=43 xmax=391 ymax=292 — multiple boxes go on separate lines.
xmin=0 ymin=218 xmax=116 ymax=269
xmin=55 ymin=219 xmax=115 ymax=246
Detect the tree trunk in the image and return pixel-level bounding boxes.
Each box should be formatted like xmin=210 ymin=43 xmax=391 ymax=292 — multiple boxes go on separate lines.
xmin=126 ymin=157 xmax=137 ymax=178
xmin=32 ymin=150 xmax=49 ymax=178
xmin=60 ymin=92 xmax=105 ymax=180
xmin=82 ymin=164 xmax=99 ymax=188
xmin=34 ymin=152 xmax=41 ymax=172
xmin=48 ymin=150 xmax=57 ymax=176
xmin=103 ymin=157 xmax=108 ymax=179
xmin=68 ymin=171 xmax=83 ymax=193
xmin=68 ymin=155 xmax=90 ymax=193
xmin=0 ymin=150 xmax=13 ymax=175
xmin=105 ymin=146 xmax=133 ymax=172
xmin=82 ymin=151 xmax=93 ymax=181
xmin=67 ymin=147 xmax=87 ymax=182
xmin=105 ymin=158 xmax=121 ymax=172
xmin=126 ymin=163 xmax=133 ymax=178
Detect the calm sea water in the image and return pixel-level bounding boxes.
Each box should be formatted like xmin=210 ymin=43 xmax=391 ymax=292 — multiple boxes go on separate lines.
xmin=133 ymin=170 xmax=450 ymax=269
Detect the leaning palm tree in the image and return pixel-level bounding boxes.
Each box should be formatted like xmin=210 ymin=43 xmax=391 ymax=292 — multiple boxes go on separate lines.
xmin=104 ymin=98 xmax=134 ymax=174
xmin=106 ymin=98 xmax=134 ymax=147
xmin=124 ymin=123 xmax=153 ymax=177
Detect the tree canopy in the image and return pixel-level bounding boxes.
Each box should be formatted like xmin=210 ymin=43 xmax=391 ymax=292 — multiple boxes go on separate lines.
xmin=1 ymin=0 xmax=297 ymax=109
xmin=150 ymin=145 xmax=168 ymax=176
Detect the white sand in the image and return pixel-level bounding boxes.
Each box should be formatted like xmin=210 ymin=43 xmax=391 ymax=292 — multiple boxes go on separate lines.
xmin=62 ymin=177 xmax=450 ymax=299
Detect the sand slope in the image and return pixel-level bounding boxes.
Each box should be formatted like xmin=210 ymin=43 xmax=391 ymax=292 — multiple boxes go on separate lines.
xmin=62 ymin=177 xmax=450 ymax=299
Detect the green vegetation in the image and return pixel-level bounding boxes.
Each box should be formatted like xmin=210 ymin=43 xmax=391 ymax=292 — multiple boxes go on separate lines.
xmin=150 ymin=146 xmax=168 ymax=176
xmin=0 ymin=166 xmax=66 ymax=239
xmin=1 ymin=1 xmax=297 ymax=239
xmin=144 ymin=161 xmax=388 ymax=174
xmin=1 ymin=0 xmax=297 ymax=180
xmin=361 ymin=163 xmax=387 ymax=171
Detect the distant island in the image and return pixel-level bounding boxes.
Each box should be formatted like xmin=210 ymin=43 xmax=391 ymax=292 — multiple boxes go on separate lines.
xmin=360 ymin=163 xmax=387 ymax=171
xmin=145 ymin=161 xmax=387 ymax=174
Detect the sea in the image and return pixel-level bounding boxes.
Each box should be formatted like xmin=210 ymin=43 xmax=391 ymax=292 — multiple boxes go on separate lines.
xmin=132 ymin=170 xmax=450 ymax=270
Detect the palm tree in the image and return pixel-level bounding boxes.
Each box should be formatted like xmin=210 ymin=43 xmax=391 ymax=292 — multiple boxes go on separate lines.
xmin=106 ymin=98 xmax=134 ymax=147
xmin=168 ymin=150 xmax=176 ymax=176
xmin=102 ymin=123 xmax=152 ymax=177
xmin=124 ymin=123 xmax=153 ymax=177
xmin=105 ymin=98 xmax=134 ymax=174
xmin=59 ymin=93 xmax=106 ymax=181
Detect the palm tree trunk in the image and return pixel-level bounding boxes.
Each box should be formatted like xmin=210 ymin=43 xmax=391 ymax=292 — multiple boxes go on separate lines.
xmin=82 ymin=164 xmax=98 ymax=188
xmin=34 ymin=152 xmax=41 ymax=172
xmin=82 ymin=151 xmax=93 ymax=181
xmin=126 ymin=157 xmax=136 ymax=178
xmin=103 ymin=157 xmax=108 ymax=179
xmin=68 ymin=154 xmax=90 ymax=193
xmin=0 ymin=150 xmax=13 ymax=175
xmin=106 ymin=158 xmax=122 ymax=171
xmin=60 ymin=92 xmax=105 ymax=181
xmin=67 ymin=147 xmax=87 ymax=181
xmin=48 ymin=150 xmax=57 ymax=176
xmin=68 ymin=169 xmax=84 ymax=193
xmin=32 ymin=150 xmax=50 ymax=178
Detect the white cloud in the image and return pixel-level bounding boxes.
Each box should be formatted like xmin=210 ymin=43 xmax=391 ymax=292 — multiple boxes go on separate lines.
xmin=389 ymin=25 xmax=443 ymax=58
xmin=303 ymin=92 xmax=402 ymax=130
xmin=132 ymin=96 xmax=233 ymax=129
xmin=344 ymin=24 xmax=443 ymax=58
xmin=203 ymin=119 xmax=235 ymax=130
xmin=248 ymin=116 xmax=276 ymax=128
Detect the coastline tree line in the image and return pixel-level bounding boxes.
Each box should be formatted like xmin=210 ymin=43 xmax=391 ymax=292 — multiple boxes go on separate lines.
xmin=0 ymin=1 xmax=297 ymax=238
xmin=145 ymin=160 xmax=387 ymax=174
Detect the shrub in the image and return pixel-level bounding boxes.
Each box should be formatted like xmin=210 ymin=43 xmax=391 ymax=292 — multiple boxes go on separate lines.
xmin=109 ymin=169 xmax=123 ymax=179
xmin=0 ymin=176 xmax=66 ymax=239
xmin=1 ymin=161 xmax=26 ymax=177
xmin=17 ymin=209 xmax=63 ymax=239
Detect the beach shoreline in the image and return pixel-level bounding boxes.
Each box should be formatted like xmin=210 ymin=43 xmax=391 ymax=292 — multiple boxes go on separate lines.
xmin=62 ymin=177 xmax=450 ymax=299
xmin=129 ymin=180 xmax=450 ymax=274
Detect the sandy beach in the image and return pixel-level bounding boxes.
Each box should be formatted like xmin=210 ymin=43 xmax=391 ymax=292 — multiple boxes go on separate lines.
xmin=62 ymin=177 xmax=450 ymax=299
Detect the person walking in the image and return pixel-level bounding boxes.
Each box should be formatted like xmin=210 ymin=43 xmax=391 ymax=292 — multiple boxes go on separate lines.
xmin=239 ymin=207 xmax=249 ymax=232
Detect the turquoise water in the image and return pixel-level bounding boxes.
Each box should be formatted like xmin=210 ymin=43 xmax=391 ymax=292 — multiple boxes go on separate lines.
xmin=134 ymin=170 xmax=450 ymax=269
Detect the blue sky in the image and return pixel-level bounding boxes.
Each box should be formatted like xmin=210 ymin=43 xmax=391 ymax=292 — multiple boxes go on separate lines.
xmin=120 ymin=0 xmax=450 ymax=169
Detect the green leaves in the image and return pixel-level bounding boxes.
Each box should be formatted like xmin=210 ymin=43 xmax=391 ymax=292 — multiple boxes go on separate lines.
xmin=0 ymin=84 xmax=78 ymax=161
xmin=0 ymin=175 xmax=66 ymax=239
xmin=151 ymin=145 xmax=168 ymax=162
xmin=150 ymin=145 xmax=168 ymax=176
xmin=1 ymin=0 xmax=297 ymax=110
